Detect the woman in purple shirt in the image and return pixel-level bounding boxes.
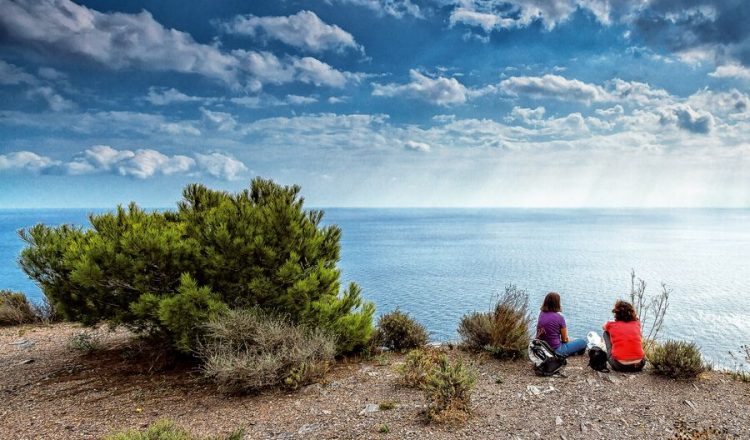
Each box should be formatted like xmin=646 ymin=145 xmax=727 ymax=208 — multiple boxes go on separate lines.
xmin=536 ymin=292 xmax=587 ymax=357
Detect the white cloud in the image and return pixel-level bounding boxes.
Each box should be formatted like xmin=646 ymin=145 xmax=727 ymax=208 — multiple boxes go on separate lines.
xmin=194 ymin=152 xmax=248 ymax=180
xmin=709 ymin=64 xmax=750 ymax=81
xmin=498 ymin=74 xmax=609 ymax=104
xmin=404 ymin=140 xmax=431 ymax=152
xmin=27 ymin=86 xmax=75 ymax=111
xmin=0 ymin=0 xmax=357 ymax=90
xmin=159 ymin=122 xmax=202 ymax=136
xmin=1 ymin=145 xmax=249 ymax=180
xmin=0 ymin=151 xmax=60 ymax=173
xmin=222 ymin=10 xmax=362 ymax=54
xmin=448 ymin=0 xmax=590 ymax=32
xmin=286 ymin=95 xmax=318 ymax=105
xmin=0 ymin=59 xmax=38 ymax=85
xmin=146 ymin=87 xmax=204 ymax=106
xmin=507 ymin=106 xmax=546 ymax=124
xmin=659 ymin=105 xmax=715 ymax=134
xmin=200 ymin=108 xmax=237 ymax=132
xmin=372 ymin=70 xmax=469 ymax=106
xmin=327 ymin=0 xmax=422 ymax=19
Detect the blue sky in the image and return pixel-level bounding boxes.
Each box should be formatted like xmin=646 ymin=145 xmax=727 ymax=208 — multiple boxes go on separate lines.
xmin=1 ymin=0 xmax=749 ymax=208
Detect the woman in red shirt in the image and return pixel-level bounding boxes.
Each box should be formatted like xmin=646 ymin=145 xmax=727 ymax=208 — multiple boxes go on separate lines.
xmin=602 ymin=300 xmax=646 ymax=372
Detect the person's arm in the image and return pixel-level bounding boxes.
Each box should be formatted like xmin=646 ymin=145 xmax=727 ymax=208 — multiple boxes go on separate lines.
xmin=559 ymin=315 xmax=569 ymax=343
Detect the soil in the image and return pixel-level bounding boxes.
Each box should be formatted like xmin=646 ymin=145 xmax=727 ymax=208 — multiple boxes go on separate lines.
xmin=1 ymin=323 xmax=749 ymax=439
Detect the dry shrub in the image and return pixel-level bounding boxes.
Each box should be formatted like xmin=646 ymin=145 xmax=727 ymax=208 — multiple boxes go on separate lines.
xmin=0 ymin=290 xmax=36 ymax=326
xmin=422 ymin=356 xmax=476 ymax=424
xmin=458 ymin=285 xmax=531 ymax=359
xmin=376 ymin=309 xmax=428 ymax=352
xmin=68 ymin=330 xmax=103 ymax=353
xmin=397 ymin=347 xmax=445 ymax=388
xmin=198 ymin=309 xmax=335 ymax=394
xmin=105 ymin=419 xmax=244 ymax=440
xmin=648 ymin=340 xmax=705 ymax=379
xmin=397 ymin=348 xmax=476 ymax=424
xmin=671 ymin=420 xmax=731 ymax=440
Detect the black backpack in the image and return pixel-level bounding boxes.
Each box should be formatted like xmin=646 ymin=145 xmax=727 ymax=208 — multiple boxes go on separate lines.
xmin=528 ymin=339 xmax=567 ymax=377
xmin=588 ymin=346 xmax=610 ymax=372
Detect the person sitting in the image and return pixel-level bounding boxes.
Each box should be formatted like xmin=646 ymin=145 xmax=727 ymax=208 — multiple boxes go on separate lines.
xmin=536 ymin=292 xmax=587 ymax=357
xmin=602 ymin=300 xmax=646 ymax=372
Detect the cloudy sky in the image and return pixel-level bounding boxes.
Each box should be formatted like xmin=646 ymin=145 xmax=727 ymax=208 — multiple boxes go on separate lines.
xmin=1 ymin=0 xmax=749 ymax=208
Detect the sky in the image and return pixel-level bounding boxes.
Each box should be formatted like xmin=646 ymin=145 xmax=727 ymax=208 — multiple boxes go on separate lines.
xmin=1 ymin=0 xmax=749 ymax=208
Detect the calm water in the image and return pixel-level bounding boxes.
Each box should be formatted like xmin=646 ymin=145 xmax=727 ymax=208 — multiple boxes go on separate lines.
xmin=2 ymin=208 xmax=749 ymax=368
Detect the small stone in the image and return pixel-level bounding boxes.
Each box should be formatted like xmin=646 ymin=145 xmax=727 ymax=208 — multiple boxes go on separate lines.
xmin=555 ymin=416 xmax=563 ymax=426
xmin=18 ymin=359 xmax=35 ymax=365
xmin=527 ymin=385 xmax=542 ymax=396
xmin=359 ymin=403 xmax=379 ymax=415
xmin=297 ymin=424 xmax=318 ymax=435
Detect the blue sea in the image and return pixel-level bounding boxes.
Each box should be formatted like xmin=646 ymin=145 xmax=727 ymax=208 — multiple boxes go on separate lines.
xmin=2 ymin=208 xmax=749 ymax=369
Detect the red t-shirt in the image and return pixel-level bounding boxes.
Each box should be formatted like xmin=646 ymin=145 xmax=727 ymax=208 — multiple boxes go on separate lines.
xmin=604 ymin=320 xmax=644 ymax=361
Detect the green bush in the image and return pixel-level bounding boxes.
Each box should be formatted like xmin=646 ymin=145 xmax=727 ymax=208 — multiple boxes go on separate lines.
xmin=397 ymin=348 xmax=445 ymax=388
xmin=457 ymin=285 xmax=531 ymax=359
xmin=68 ymin=330 xmax=103 ymax=353
xmin=0 ymin=290 xmax=37 ymax=326
xmin=198 ymin=309 xmax=336 ymax=393
xmin=648 ymin=340 xmax=706 ymax=379
xmin=423 ymin=356 xmax=476 ymax=424
xmin=376 ymin=309 xmax=428 ymax=352
xmin=105 ymin=419 xmax=243 ymax=440
xmin=19 ymin=178 xmax=374 ymax=354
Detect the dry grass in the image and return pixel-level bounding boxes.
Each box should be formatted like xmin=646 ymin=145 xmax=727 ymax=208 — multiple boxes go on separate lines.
xmin=457 ymin=285 xmax=531 ymax=359
xmin=0 ymin=290 xmax=37 ymax=326
xmin=197 ymin=309 xmax=335 ymax=394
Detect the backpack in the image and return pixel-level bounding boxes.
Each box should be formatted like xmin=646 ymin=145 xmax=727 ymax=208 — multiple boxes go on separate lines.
xmin=588 ymin=346 xmax=610 ymax=372
xmin=528 ymin=339 xmax=567 ymax=377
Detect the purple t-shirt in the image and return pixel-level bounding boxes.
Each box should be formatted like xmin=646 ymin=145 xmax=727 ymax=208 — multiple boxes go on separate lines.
xmin=537 ymin=311 xmax=566 ymax=350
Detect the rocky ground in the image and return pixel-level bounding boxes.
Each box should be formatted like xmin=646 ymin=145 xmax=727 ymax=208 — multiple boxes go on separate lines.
xmin=1 ymin=323 xmax=749 ymax=439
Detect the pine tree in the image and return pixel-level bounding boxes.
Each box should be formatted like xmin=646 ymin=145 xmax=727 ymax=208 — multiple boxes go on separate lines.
xmin=19 ymin=178 xmax=374 ymax=353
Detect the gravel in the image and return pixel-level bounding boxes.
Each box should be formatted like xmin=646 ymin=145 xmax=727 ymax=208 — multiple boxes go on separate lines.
xmin=1 ymin=324 xmax=749 ymax=439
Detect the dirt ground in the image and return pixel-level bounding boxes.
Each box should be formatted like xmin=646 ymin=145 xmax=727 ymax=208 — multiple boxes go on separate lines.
xmin=1 ymin=323 xmax=749 ymax=439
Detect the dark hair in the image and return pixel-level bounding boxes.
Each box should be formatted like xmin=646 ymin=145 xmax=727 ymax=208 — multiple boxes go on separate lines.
xmin=612 ymin=300 xmax=638 ymax=322
xmin=541 ymin=292 xmax=561 ymax=313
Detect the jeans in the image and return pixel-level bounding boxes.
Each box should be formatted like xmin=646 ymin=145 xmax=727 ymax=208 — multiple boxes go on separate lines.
xmin=555 ymin=338 xmax=587 ymax=357
xmin=603 ymin=331 xmax=646 ymax=372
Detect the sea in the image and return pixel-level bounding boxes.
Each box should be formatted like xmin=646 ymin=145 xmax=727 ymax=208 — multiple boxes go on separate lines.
xmin=2 ymin=208 xmax=749 ymax=369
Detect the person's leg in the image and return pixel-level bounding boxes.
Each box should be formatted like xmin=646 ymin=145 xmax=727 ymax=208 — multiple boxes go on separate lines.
xmin=555 ymin=338 xmax=587 ymax=357
xmin=603 ymin=331 xmax=612 ymax=353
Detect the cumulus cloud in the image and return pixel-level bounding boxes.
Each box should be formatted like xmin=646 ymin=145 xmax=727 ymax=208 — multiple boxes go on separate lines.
xmin=327 ymin=0 xmax=422 ymax=18
xmin=710 ymin=64 xmax=750 ymax=80
xmin=0 ymin=151 xmax=60 ymax=173
xmin=0 ymin=0 xmax=356 ymax=90
xmin=404 ymin=140 xmax=431 ymax=152
xmin=507 ymin=106 xmax=547 ymax=124
xmin=194 ymin=152 xmax=248 ymax=180
xmin=372 ymin=70 xmax=469 ymax=106
xmin=1 ymin=145 xmax=248 ymax=180
xmin=659 ymin=105 xmax=715 ymax=134
xmin=200 ymin=108 xmax=237 ymax=132
xmin=222 ymin=10 xmax=362 ymax=54
xmin=146 ymin=87 xmax=205 ymax=106
xmin=448 ymin=0 xmax=600 ymax=33
xmin=498 ymin=74 xmax=610 ymax=104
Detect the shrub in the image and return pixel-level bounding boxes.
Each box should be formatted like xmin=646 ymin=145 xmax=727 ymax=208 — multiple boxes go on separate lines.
xmin=105 ymin=419 xmax=244 ymax=440
xmin=376 ymin=309 xmax=428 ymax=352
xmin=0 ymin=290 xmax=36 ymax=326
xmin=648 ymin=340 xmax=705 ymax=379
xmin=423 ymin=356 xmax=476 ymax=424
xmin=68 ymin=330 xmax=102 ymax=353
xmin=378 ymin=400 xmax=396 ymax=410
xmin=197 ymin=309 xmax=336 ymax=394
xmin=19 ymin=178 xmax=374 ymax=354
xmin=457 ymin=285 xmax=531 ymax=359
xmin=397 ymin=348 xmax=445 ymax=388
